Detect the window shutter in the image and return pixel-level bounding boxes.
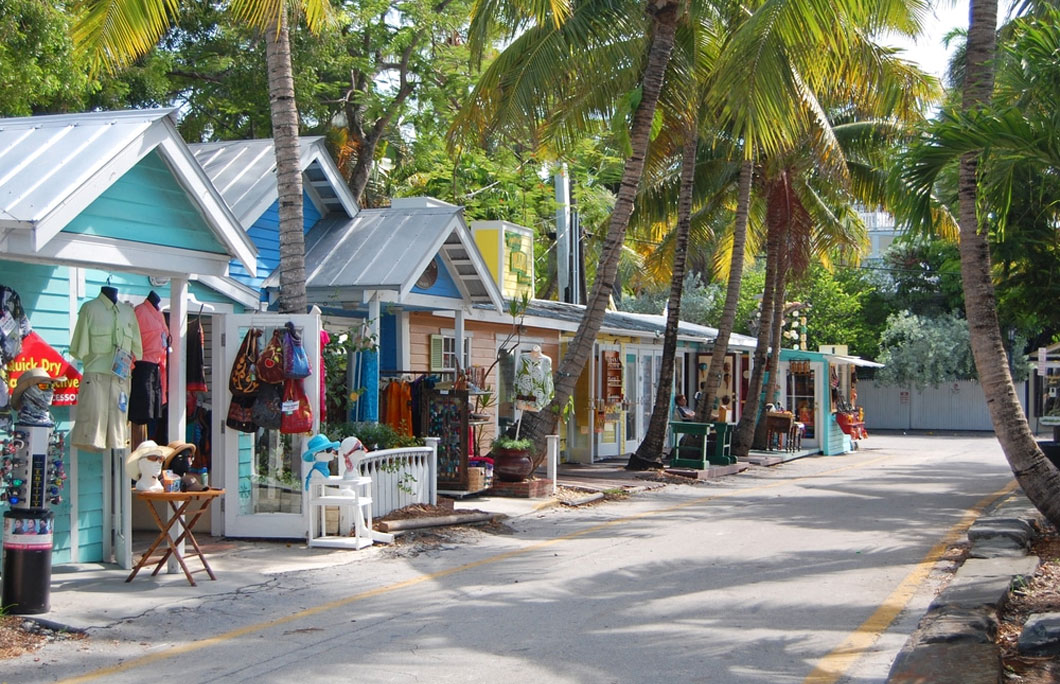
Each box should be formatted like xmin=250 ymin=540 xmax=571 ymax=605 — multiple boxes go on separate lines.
xmin=430 ymin=335 xmax=444 ymax=371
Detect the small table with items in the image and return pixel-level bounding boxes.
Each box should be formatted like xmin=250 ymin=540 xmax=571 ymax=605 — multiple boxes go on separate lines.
xmin=126 ymin=488 xmax=224 ymax=587
xmin=765 ymin=411 xmax=795 ymax=451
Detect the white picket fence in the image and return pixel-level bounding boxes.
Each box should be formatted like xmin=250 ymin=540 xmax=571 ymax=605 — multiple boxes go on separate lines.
xmin=339 ymin=439 xmax=438 ymax=518
xmin=857 ymin=379 xmax=1028 ymax=431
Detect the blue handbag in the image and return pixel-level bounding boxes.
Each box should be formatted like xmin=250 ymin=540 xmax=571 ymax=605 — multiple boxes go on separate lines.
xmin=283 ymin=322 xmax=311 ymax=379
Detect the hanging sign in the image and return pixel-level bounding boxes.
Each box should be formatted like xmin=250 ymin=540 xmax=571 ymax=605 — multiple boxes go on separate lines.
xmin=6 ymin=332 xmax=82 ymax=405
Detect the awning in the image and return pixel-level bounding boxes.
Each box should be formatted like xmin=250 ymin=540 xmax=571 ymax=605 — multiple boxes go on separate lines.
xmin=826 ymin=354 xmax=884 ymax=368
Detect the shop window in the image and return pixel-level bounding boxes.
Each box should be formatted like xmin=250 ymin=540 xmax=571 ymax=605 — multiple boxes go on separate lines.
xmin=430 ymin=333 xmax=472 ymax=372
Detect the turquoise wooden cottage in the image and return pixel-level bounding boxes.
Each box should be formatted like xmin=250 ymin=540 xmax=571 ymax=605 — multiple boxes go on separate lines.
xmin=0 ymin=109 xmax=257 ymax=566
xmin=775 ymin=348 xmax=882 ymax=455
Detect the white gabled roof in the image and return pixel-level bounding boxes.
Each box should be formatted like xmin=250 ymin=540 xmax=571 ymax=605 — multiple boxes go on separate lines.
xmin=191 ymin=137 xmax=359 ymax=228
xmin=0 ymin=109 xmax=256 ymax=276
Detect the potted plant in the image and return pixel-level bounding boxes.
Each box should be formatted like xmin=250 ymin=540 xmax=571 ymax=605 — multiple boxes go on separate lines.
xmin=490 ymin=434 xmax=535 ymax=482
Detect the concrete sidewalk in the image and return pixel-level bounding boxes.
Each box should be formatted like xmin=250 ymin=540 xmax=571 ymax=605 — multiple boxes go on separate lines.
xmin=32 ymin=458 xmax=674 ymax=632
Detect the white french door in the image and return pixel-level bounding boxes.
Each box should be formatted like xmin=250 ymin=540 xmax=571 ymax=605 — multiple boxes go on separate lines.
xmin=218 ymin=313 xmax=321 ymax=538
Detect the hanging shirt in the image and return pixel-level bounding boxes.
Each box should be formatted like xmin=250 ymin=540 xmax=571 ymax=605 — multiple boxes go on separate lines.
xmin=134 ymin=301 xmax=168 ymax=365
xmin=135 ymin=300 xmax=169 ymax=400
xmin=187 ymin=317 xmax=207 ymax=392
xmin=70 ymin=292 xmax=142 ymax=374
xmin=514 ymin=353 xmax=554 ymax=412
xmin=320 ymin=329 xmax=330 ymax=425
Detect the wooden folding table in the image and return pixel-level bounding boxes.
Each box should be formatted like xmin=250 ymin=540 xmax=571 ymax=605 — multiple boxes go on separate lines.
xmin=126 ymin=488 xmax=224 ymax=586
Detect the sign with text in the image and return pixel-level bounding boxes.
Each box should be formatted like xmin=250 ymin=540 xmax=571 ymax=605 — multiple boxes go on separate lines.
xmin=6 ymin=332 xmax=82 ymax=405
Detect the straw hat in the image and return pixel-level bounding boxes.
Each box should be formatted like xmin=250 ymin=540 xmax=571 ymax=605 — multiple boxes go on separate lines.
xmin=162 ymin=441 xmax=197 ymax=472
xmin=127 ymin=440 xmax=165 ymax=480
xmin=11 ymin=368 xmax=65 ymax=411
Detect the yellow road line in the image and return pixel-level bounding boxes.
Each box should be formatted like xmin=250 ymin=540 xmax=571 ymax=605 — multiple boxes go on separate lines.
xmin=802 ymin=479 xmax=1019 ymax=684
xmin=61 ymin=453 xmax=956 ymax=683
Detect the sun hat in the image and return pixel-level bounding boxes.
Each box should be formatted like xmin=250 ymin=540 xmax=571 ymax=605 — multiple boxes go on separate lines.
xmin=11 ymin=368 xmax=65 ymax=411
xmin=162 ymin=441 xmax=197 ymax=473
xmin=301 ymin=433 xmax=340 ymax=462
xmin=127 ymin=440 xmax=165 ymax=480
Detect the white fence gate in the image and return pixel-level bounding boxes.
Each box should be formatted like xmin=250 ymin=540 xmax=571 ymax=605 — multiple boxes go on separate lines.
xmin=858 ymin=379 xmax=1028 ymax=431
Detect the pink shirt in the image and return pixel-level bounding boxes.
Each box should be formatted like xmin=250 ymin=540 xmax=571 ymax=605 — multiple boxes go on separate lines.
xmin=135 ymin=301 xmax=168 ymax=365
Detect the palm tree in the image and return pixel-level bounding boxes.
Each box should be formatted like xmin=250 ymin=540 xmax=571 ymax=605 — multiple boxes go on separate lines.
xmin=899 ymin=2 xmax=1060 ymax=527
xmin=458 ymin=0 xmax=684 ymax=465
xmin=73 ymin=0 xmax=331 ymax=314
xmin=627 ymin=125 xmax=699 ymax=469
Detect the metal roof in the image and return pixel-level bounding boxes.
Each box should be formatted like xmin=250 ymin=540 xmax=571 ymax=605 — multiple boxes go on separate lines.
xmin=190 ymin=137 xmax=358 ymax=228
xmin=0 ymin=109 xmax=256 ymax=276
xmin=478 ymin=299 xmax=758 ymax=348
xmin=266 ymin=201 xmax=503 ymax=310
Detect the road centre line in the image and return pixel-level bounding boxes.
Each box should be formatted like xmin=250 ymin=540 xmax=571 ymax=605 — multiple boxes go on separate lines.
xmin=802 ymin=479 xmax=1019 ymax=684
xmin=63 ymin=452 xmax=992 ymax=683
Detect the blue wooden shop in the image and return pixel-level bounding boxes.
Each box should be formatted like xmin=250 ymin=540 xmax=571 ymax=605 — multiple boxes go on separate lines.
xmin=0 ymin=109 xmax=258 ymax=566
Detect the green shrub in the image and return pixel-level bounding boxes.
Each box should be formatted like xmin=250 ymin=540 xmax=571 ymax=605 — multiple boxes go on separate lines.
xmin=322 ymin=421 xmax=423 ymax=450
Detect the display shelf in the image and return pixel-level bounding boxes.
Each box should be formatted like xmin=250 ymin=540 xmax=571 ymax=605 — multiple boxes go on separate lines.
xmin=423 ymin=388 xmax=472 ymax=489
xmin=601 ymin=350 xmax=624 ymax=405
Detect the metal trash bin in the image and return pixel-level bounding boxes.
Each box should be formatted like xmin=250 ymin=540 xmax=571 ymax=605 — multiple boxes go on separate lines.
xmin=2 ymin=508 xmax=54 ymax=614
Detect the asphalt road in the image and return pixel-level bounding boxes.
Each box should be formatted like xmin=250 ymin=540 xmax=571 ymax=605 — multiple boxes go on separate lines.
xmin=10 ymin=433 xmax=1020 ymax=683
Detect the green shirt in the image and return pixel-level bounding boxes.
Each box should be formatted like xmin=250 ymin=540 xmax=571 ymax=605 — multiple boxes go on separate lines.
xmin=70 ymin=292 xmax=143 ymax=374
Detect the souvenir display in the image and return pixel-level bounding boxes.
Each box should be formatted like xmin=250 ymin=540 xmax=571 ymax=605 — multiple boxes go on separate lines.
xmin=0 ymin=284 xmax=32 ymax=431
xmin=225 ymin=322 xmax=314 ymax=435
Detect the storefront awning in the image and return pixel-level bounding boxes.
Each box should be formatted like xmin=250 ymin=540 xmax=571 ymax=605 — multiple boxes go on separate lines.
xmin=826 ymin=354 xmax=884 ymax=368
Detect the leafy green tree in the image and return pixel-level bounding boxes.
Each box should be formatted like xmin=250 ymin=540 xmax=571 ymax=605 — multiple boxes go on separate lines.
xmin=0 ymin=0 xmax=92 ymax=115
xmin=875 ymin=311 xmax=975 ymax=389
xmin=786 ymin=264 xmax=871 ymax=357
xmin=74 ymin=0 xmax=333 ymax=314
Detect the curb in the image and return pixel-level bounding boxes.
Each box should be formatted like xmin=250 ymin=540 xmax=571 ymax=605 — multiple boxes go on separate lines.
xmin=887 ymin=492 xmax=1042 ymax=683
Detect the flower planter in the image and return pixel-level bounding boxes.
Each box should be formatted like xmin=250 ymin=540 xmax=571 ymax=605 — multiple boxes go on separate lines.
xmin=493 ymin=447 xmax=534 ymax=482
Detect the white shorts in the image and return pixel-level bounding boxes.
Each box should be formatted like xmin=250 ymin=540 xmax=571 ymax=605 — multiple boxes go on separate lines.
xmin=71 ymin=372 xmax=131 ymax=452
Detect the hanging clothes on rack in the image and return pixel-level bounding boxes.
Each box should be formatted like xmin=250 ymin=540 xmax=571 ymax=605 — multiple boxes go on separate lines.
xmin=187 ymin=313 xmax=207 ymax=393
xmin=319 ymin=329 xmax=330 ymax=425
xmin=382 ymin=378 xmax=413 ymax=437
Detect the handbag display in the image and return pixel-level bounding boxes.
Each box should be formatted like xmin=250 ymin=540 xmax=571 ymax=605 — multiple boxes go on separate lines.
xmin=229 ymin=327 xmax=262 ymax=395
xmin=257 ymin=328 xmax=286 ymax=385
xmin=252 ymin=381 xmax=283 ymax=430
xmin=283 ymin=322 xmax=311 ymax=379
xmin=225 ymin=394 xmax=258 ymax=433
xmin=280 ymin=378 xmax=313 ymax=434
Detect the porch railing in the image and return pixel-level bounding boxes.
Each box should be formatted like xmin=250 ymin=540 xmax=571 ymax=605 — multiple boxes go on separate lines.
xmin=339 ymin=438 xmax=438 ymax=519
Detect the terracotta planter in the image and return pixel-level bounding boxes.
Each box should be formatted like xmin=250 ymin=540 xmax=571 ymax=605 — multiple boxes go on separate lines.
xmin=493 ymin=448 xmax=534 ymax=482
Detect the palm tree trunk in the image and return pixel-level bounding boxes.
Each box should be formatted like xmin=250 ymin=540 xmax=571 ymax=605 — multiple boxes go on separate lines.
xmin=733 ymin=220 xmax=781 ymax=457
xmin=958 ymin=0 xmax=1060 ymax=527
xmin=266 ymin=10 xmax=308 ymax=315
xmin=694 ymin=160 xmax=752 ymax=422
xmin=752 ymin=252 xmax=788 ymax=449
xmin=519 ymin=0 xmax=681 ymax=467
xmin=628 ymin=127 xmax=698 ymax=470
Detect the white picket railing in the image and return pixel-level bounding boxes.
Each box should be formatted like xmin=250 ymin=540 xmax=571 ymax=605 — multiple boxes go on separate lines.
xmin=338 ymin=438 xmax=438 ymax=518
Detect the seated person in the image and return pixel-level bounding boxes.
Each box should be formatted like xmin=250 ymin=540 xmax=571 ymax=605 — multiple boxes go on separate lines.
xmin=673 ymin=394 xmax=696 ymax=421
